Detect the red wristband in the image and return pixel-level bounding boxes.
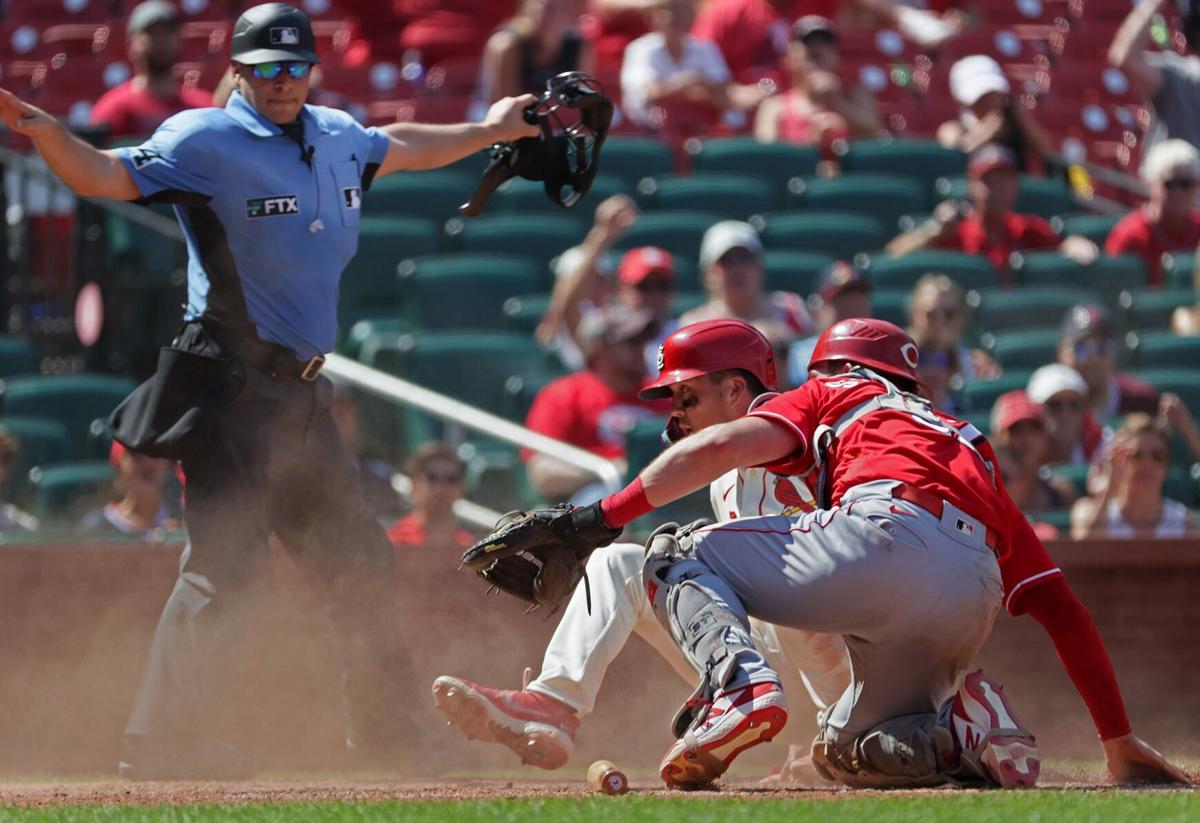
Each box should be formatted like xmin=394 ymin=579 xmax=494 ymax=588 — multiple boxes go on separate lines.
xmin=600 ymin=477 xmax=654 ymax=528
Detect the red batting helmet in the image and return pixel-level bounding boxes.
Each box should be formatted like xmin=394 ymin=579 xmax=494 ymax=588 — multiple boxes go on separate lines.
xmin=808 ymin=317 xmax=921 ymax=384
xmin=639 ymin=319 xmax=777 ymax=400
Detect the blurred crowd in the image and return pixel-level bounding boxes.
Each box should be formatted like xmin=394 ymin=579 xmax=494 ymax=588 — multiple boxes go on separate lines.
xmin=4 ymin=0 xmax=1200 ymax=548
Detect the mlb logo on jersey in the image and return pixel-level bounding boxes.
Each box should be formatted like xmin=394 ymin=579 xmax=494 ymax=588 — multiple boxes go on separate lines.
xmin=270 ymin=27 xmax=300 ymax=45
xmin=342 ymin=186 xmax=362 ymax=209
xmin=955 ymin=517 xmax=976 ymax=537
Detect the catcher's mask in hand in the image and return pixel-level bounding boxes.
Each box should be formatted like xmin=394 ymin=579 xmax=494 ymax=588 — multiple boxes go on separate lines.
xmin=459 ymin=72 xmax=614 ymax=217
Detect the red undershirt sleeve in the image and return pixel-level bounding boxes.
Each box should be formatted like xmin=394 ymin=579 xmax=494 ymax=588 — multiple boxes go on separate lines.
xmin=1021 ymin=576 xmax=1132 ymax=741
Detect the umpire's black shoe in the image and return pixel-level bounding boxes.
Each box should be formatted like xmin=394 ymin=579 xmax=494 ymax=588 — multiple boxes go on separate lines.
xmin=118 ymin=735 xmax=258 ymax=781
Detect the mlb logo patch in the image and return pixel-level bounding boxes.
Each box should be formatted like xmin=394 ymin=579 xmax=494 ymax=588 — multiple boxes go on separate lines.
xmin=955 ymin=518 xmax=975 ymax=537
xmin=269 ymin=27 xmax=300 ymax=45
xmin=342 ymin=186 xmax=362 ymax=210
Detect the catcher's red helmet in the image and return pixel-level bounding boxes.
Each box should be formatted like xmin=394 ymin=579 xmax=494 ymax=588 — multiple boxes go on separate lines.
xmin=808 ymin=317 xmax=921 ymax=384
xmin=639 ymin=319 xmax=777 ymax=400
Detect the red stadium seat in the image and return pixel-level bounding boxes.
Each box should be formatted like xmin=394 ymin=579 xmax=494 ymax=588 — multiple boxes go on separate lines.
xmin=178 ymin=21 xmax=230 ymax=62
xmin=368 ymin=95 xmax=471 ymax=126
xmin=423 ymin=56 xmax=480 ymax=97
xmin=40 ymin=23 xmax=114 ymax=58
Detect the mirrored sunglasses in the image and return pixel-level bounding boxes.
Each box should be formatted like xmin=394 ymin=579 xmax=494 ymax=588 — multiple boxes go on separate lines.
xmin=251 ymin=61 xmax=312 ymax=81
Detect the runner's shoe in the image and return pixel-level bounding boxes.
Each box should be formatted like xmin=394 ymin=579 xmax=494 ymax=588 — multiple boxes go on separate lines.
xmin=659 ymin=681 xmax=788 ymax=789
xmin=432 ymin=676 xmax=578 ymax=770
xmin=948 ymin=670 xmax=1040 ymax=789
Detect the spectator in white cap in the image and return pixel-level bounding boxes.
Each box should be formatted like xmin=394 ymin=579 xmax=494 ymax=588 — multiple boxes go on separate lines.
xmin=1105 ymin=138 xmax=1200 ymax=286
xmin=1027 ymin=363 xmax=1107 ymax=466
xmin=90 ymin=1 xmax=214 ymax=140
xmin=937 ymin=55 xmax=1055 ymax=175
xmin=680 ymin=220 xmax=814 ymax=350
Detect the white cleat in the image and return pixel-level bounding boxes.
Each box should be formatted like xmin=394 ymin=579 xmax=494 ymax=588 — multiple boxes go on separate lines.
xmin=949 ymin=670 xmax=1040 ymax=789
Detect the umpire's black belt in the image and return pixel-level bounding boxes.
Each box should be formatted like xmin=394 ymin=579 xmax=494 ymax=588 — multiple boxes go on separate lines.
xmin=207 ymin=326 xmax=325 ymax=382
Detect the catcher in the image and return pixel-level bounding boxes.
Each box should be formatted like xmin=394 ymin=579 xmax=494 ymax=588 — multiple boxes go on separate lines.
xmin=444 ymin=318 xmax=1190 ymax=790
xmin=435 ymin=320 xmax=850 ymax=774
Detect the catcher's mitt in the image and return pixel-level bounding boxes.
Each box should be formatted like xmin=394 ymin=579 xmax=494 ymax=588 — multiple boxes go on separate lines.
xmin=459 ymin=71 xmax=613 ymax=217
xmin=461 ymin=502 xmax=621 ymax=612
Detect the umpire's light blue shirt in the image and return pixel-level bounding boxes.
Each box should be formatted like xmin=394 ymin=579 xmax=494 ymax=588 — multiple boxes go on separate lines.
xmin=115 ymin=91 xmax=391 ymax=359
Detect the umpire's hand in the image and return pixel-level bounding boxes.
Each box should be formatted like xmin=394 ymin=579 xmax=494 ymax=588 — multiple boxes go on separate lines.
xmin=0 ymin=88 xmax=58 ymax=138
xmin=483 ymin=94 xmax=541 ymax=143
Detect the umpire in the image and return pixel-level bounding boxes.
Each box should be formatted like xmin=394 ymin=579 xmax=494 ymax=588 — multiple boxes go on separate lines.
xmin=0 ymin=2 xmax=537 ymax=778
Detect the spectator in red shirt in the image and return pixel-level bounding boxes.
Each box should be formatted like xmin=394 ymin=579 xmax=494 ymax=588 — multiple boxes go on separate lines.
xmin=395 ymin=0 xmax=519 ymax=69
xmin=89 ymin=1 xmax=213 ymax=141
xmin=584 ymin=0 xmax=653 ymax=77
xmin=1058 ymin=303 xmax=1159 ymax=420
xmin=755 ymin=16 xmax=881 ymax=145
xmin=886 ymin=144 xmax=1098 ymax=280
xmin=387 ymin=443 xmax=475 ymax=553
xmin=1105 ymin=139 xmax=1200 ymax=286
xmin=524 ymin=307 xmax=665 ymax=502
xmin=989 ymin=391 xmax=1077 ymax=512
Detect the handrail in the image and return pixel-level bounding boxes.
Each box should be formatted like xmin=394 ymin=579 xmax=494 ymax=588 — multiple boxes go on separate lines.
xmin=390 ymin=472 xmax=503 ymax=532
xmin=0 ymin=142 xmax=184 ymax=239
xmin=322 ymin=353 xmax=625 ymax=493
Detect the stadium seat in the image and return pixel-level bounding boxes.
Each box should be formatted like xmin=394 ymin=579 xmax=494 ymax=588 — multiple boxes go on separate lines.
xmin=1013 ymin=253 xmax=1148 ymax=301
xmin=1133 ymin=368 xmax=1200 ymax=413
xmin=339 ymin=218 xmax=441 ymax=327
xmin=1160 ymin=251 xmax=1195 ymax=288
xmin=489 ymin=176 xmax=629 ymax=215
xmin=445 ymin=214 xmax=587 ymax=270
xmin=790 ymin=174 xmax=928 ymax=230
xmin=968 ymin=286 xmax=1102 ymax=333
xmin=639 ymin=174 xmax=775 ymax=218
xmin=962 ymin=370 xmax=1035 ymax=413
xmin=0 ymin=336 xmax=36 ymax=378
xmin=612 ymin=211 xmax=718 ymax=261
xmin=363 ymin=170 xmax=477 ymax=220
xmin=0 ymin=416 xmax=69 ymax=502
xmin=1029 ymin=509 xmax=1071 ymax=532
xmin=936 ymin=176 xmax=1076 ymax=219
xmin=858 ymin=251 xmax=1001 ymax=292
xmin=763 ymin=250 xmax=837 ymax=296
xmin=837 ymin=139 xmax=967 ymax=201
xmin=597 ymin=136 xmax=676 ymax=187
xmin=982 ymin=328 xmax=1063 ymax=370
xmin=502 ymin=293 xmax=553 ymax=335
xmin=27 ymin=461 xmax=113 ymax=520
xmin=1118 ymin=287 xmax=1196 ymax=332
xmin=690 ymin=137 xmax=820 ymax=178
xmin=0 ymin=375 xmax=135 ymax=458
xmin=870 ymin=288 xmax=911 ymax=327
xmin=340 ymin=318 xmax=406 ymax=360
xmin=1048 ymin=463 xmax=1089 ymax=498
xmin=358 ymin=331 xmax=552 ymax=452
xmin=758 ymin=212 xmax=891 ymax=259
xmin=1055 ymin=212 xmax=1125 ymax=245
xmin=395 ymin=255 xmax=545 ymax=331
xmin=1129 ymin=331 xmax=1200 ymax=370
xmin=501 ymin=371 xmax=563 ymax=423
xmin=688 ymin=138 xmax=819 ymax=201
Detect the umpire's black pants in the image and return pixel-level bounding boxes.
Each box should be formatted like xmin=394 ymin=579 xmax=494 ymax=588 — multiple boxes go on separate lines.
xmin=123 ymin=323 xmax=400 ymax=757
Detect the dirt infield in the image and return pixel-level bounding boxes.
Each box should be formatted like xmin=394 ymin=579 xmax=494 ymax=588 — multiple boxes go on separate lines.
xmin=0 ymin=772 xmax=1137 ymax=808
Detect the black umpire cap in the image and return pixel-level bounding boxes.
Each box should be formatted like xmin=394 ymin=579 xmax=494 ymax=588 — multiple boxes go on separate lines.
xmin=231 ymin=3 xmax=321 ymax=64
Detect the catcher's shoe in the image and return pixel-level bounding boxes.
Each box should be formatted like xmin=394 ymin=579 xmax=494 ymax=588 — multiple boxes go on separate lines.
xmin=432 ymin=676 xmax=579 ymax=770
xmin=948 ymin=670 xmax=1040 ymax=789
xmin=660 ymin=681 xmax=788 ymax=789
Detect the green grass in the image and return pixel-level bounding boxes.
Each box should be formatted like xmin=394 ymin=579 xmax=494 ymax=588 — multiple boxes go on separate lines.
xmin=3 ymin=792 xmax=1199 ymax=823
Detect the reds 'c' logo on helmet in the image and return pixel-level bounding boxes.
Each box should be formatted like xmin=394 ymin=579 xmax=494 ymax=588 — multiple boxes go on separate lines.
xmin=808 ymin=318 xmax=922 ymax=385
xmin=639 ymin=319 xmax=777 ymax=400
